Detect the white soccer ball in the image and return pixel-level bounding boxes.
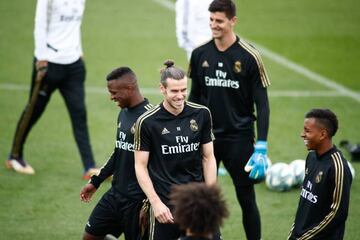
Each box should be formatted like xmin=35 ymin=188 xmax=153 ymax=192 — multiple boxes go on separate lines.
xmin=347 ymin=161 xmax=355 ymax=179
xmin=289 ymin=159 xmax=306 ymax=187
xmin=265 ymin=162 xmax=294 ymax=192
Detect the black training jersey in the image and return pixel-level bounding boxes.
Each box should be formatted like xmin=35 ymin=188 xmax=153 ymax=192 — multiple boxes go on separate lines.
xmin=188 ymin=36 xmax=270 ymax=140
xmin=134 ymin=101 xmax=214 ymax=202
xmin=91 ymin=99 xmax=153 ymax=199
xmin=288 ymin=146 xmax=352 ymax=240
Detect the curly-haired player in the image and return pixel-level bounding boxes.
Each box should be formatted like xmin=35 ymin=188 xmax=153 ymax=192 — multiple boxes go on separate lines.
xmin=170 ymin=182 xmax=229 ymax=240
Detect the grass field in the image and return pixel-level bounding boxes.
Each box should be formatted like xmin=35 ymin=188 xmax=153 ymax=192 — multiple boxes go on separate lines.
xmin=0 ymin=0 xmax=359 ymax=239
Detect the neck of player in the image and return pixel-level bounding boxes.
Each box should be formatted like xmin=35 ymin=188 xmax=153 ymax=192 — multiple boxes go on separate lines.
xmin=163 ymin=100 xmax=184 ymax=116
xmin=129 ymin=92 xmax=144 ymax=108
xmin=215 ymin=32 xmax=237 ymax=52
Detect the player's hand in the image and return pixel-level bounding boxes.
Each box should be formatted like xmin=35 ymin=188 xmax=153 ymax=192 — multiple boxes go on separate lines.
xmin=151 ymin=199 xmax=174 ymax=224
xmin=244 ymin=141 xmax=269 ymax=180
xmin=80 ymin=183 xmax=97 ymax=202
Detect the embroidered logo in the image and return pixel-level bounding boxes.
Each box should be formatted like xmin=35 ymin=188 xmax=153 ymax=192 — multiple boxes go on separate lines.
xmin=190 ymin=119 xmax=198 ymax=132
xmin=130 ymin=123 xmax=136 ymax=134
xmin=234 ymin=61 xmax=241 ymax=73
xmin=315 ymin=171 xmax=323 ymax=183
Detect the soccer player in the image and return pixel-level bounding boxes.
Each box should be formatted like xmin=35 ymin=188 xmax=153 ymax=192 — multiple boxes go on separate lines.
xmin=188 ymin=0 xmax=270 ymax=239
xmin=80 ymin=67 xmax=152 ymax=240
xmin=288 ymin=109 xmax=352 ymax=240
xmin=170 ymin=182 xmax=229 ymax=240
xmin=6 ymin=0 xmax=98 ymax=179
xmin=134 ymin=60 xmax=218 ymax=240
xmin=175 ymin=0 xmax=213 ymax=59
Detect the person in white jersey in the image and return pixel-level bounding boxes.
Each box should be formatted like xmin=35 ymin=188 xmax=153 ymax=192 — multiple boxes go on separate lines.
xmin=175 ymin=0 xmax=213 ymax=59
xmin=6 ymin=0 xmax=98 ymax=179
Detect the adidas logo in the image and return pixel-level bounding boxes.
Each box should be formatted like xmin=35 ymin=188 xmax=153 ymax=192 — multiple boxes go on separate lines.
xmin=162 ymin=128 xmax=170 ymax=135
xmin=202 ymin=60 xmax=209 ymax=67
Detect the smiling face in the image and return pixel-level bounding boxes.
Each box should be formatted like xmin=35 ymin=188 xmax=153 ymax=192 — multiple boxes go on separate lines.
xmin=107 ymin=79 xmax=132 ymax=108
xmin=209 ymin=11 xmax=237 ymax=40
xmin=301 ymin=118 xmax=328 ymax=151
xmin=160 ymin=77 xmax=187 ymax=115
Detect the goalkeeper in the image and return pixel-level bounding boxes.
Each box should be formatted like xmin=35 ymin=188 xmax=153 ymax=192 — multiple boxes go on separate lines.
xmin=188 ymin=1 xmax=270 ymax=239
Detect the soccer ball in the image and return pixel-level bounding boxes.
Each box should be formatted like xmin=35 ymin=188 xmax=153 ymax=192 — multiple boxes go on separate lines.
xmin=265 ymin=162 xmax=294 ymax=192
xmin=289 ymin=159 xmax=306 ymax=187
xmin=347 ymin=161 xmax=355 ymax=179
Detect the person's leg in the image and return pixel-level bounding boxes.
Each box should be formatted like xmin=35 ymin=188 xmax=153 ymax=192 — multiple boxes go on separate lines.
xmin=84 ymin=191 xmax=123 ymax=240
xmin=7 ymin=59 xmax=58 ymax=174
xmin=123 ymin=199 xmax=146 ymax=240
xmin=58 ymin=58 xmax=95 ymax=172
xmin=218 ymin=136 xmax=261 ymax=240
xmin=235 ymin=184 xmax=261 ymax=240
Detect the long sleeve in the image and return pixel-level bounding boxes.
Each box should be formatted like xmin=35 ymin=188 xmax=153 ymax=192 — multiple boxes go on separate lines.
xmin=249 ymin=49 xmax=270 ymax=141
xmin=188 ymin=54 xmax=202 ymax=103
xmin=254 ymin=87 xmax=269 ymax=141
xmin=90 ymin=151 xmax=116 ymax=189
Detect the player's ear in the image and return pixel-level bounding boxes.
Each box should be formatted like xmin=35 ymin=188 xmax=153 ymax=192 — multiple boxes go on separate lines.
xmin=319 ymin=128 xmax=328 ymax=141
xmin=159 ymin=83 xmax=166 ymax=94
xmin=230 ymin=16 xmax=237 ymax=27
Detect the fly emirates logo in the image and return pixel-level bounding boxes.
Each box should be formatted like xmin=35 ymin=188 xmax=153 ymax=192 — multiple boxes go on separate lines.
xmin=161 ymin=136 xmax=200 ymax=155
xmin=115 ymin=131 xmax=134 ymax=151
xmin=300 ymin=180 xmax=318 ymax=204
xmin=205 ymin=70 xmax=239 ymax=89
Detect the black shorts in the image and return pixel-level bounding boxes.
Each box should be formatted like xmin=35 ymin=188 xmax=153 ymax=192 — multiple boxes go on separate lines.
xmin=85 ymin=189 xmax=143 ymax=240
xmin=214 ymin=134 xmax=259 ymax=186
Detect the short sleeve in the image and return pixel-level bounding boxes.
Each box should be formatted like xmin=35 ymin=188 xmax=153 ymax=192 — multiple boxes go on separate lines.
xmin=134 ymin=118 xmax=151 ymax=152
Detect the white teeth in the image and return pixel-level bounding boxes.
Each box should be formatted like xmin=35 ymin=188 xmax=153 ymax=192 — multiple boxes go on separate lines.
xmin=304 ymin=140 xmax=309 ymax=145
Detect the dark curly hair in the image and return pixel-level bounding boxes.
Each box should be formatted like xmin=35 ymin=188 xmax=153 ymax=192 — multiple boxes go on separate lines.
xmin=305 ymin=108 xmax=338 ymax=137
xmin=170 ymin=183 xmax=229 ymax=236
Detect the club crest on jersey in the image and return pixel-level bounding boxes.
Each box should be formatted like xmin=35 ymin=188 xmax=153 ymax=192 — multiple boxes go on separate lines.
xmin=118 ymin=122 xmax=121 ymax=128
xmin=190 ymin=119 xmax=198 ymax=132
xmin=202 ymin=60 xmax=209 ymax=68
xmin=305 ymin=167 xmax=309 ymax=175
xmin=234 ymin=61 xmax=241 ymax=73
xmin=130 ymin=123 xmax=136 ymax=134
xmin=315 ymin=171 xmax=323 ymax=183
xmin=162 ymin=128 xmax=170 ymax=135
xmin=218 ymin=62 xmax=223 ymax=67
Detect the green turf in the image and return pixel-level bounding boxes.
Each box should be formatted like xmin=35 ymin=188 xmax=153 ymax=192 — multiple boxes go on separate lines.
xmin=0 ymin=0 xmax=359 ymax=239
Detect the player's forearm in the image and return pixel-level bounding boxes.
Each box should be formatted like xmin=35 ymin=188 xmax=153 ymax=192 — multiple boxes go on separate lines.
xmin=96 ymin=151 xmax=115 ymax=181
xmin=201 ymin=142 xmax=217 ymax=185
xmin=255 ymin=88 xmax=270 ymax=140
xmin=202 ymin=157 xmax=217 ymax=185
xmin=134 ymin=159 xmax=161 ymax=204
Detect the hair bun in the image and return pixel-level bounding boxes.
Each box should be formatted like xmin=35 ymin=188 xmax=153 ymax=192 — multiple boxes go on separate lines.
xmin=164 ymin=60 xmax=175 ymax=68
